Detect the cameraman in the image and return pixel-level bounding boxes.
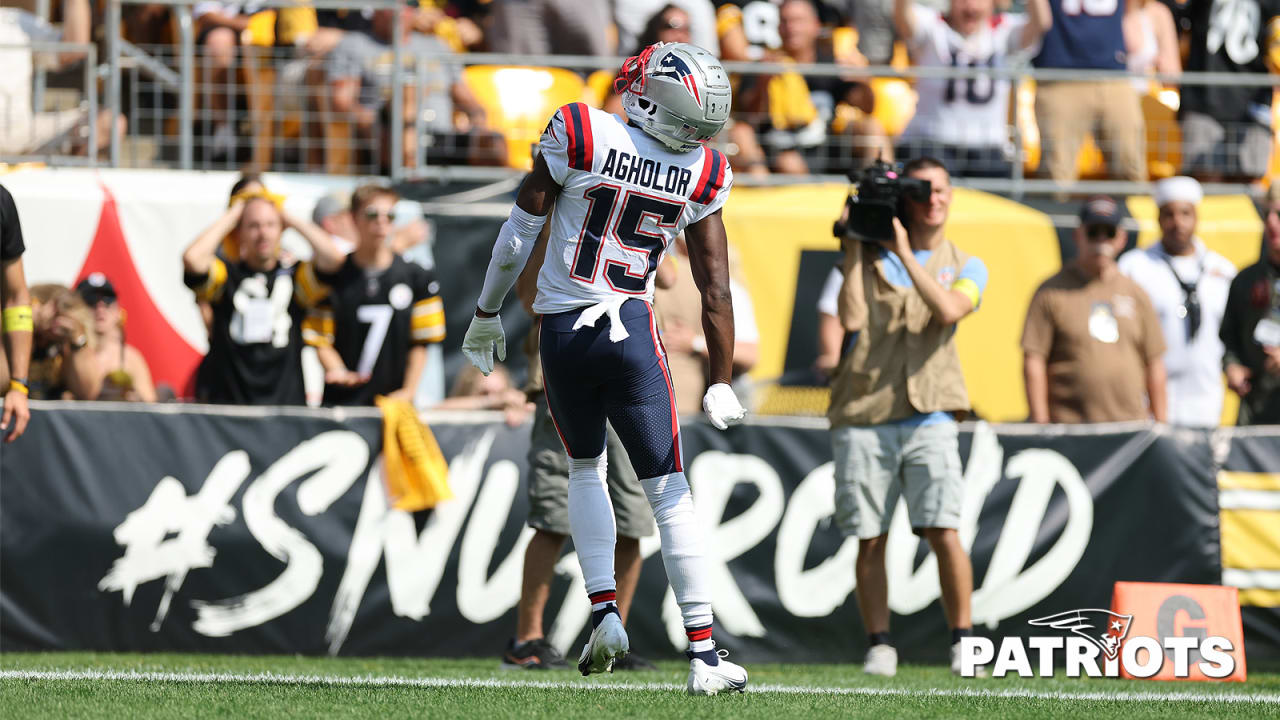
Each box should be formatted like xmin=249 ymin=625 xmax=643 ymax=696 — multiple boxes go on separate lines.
xmin=828 ymin=157 xmax=986 ymax=678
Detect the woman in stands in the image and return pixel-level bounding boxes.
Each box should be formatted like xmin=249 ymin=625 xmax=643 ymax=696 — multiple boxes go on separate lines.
xmin=27 ymin=284 xmax=102 ymax=400
xmin=75 ymin=273 xmax=156 ymax=403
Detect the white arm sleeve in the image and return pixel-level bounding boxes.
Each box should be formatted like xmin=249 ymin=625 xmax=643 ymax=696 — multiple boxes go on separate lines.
xmin=476 ymin=204 xmax=547 ymax=313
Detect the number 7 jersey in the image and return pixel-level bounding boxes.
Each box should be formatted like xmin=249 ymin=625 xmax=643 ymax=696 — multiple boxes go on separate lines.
xmin=532 ymin=102 xmax=733 ymax=314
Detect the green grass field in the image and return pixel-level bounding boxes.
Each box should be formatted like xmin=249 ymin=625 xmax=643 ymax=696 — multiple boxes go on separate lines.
xmin=2 ymin=652 xmax=1278 ymax=719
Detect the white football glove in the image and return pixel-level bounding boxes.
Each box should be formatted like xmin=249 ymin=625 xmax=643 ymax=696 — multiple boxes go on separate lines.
xmin=702 ymin=382 xmax=746 ymax=430
xmin=462 ymin=314 xmax=506 ymax=375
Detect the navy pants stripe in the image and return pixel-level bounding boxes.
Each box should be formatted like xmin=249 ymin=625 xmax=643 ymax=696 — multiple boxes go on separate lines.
xmin=539 ymin=299 xmax=683 ymax=479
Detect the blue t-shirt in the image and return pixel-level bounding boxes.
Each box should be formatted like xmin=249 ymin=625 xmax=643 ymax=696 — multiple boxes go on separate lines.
xmin=846 ymin=247 xmax=988 ymax=426
xmin=1033 ymin=0 xmax=1126 ymax=70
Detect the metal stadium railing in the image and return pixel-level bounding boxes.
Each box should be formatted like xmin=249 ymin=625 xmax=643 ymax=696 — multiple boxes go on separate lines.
xmin=4 ymin=0 xmax=1278 ymax=199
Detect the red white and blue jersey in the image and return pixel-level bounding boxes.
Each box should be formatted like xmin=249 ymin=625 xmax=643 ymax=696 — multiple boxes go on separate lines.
xmin=533 ymin=102 xmax=733 ymax=315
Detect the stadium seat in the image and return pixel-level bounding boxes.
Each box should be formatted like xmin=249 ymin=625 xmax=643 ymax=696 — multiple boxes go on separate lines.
xmin=461 ymin=66 xmax=586 ymax=170
xmin=869 ymin=77 xmax=916 ymax=139
xmin=1014 ymin=78 xmax=1040 ymax=174
xmin=1142 ymin=87 xmax=1181 ymax=180
xmin=1076 ymin=134 xmax=1107 ymax=179
xmin=583 ymin=70 xmax=615 ymax=109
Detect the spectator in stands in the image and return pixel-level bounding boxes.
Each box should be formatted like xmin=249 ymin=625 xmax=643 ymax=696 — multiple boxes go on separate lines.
xmin=306 ymin=184 xmax=446 ymax=406
xmin=312 ymin=190 xmax=357 ymax=252
xmin=833 ymin=0 xmax=897 ymax=66
xmin=411 ymin=1 xmax=485 ymax=53
xmin=27 ymin=284 xmax=101 ymax=401
xmin=737 ymin=0 xmax=889 ymax=174
xmin=655 ymin=234 xmax=760 ymax=414
xmin=636 ymin=3 xmax=696 ymax=48
xmin=1177 ymin=0 xmax=1280 ymax=183
xmin=311 ymin=189 xmax=430 ymax=256
xmin=1123 ymin=0 xmax=1179 ymax=91
xmin=183 ymin=185 xmax=344 ymax=405
xmin=617 ymin=1 xmax=719 ymax=55
xmin=75 ymin=273 xmax=157 ymax=403
xmin=893 ymin=0 xmax=1050 ymax=178
xmin=0 ymin=0 xmax=124 ymax=158
xmin=193 ymin=1 xmax=274 ymax=159
xmin=827 ymin=157 xmax=985 ymax=678
xmin=716 ymin=0 xmax=784 ymax=61
xmin=326 ymin=7 xmax=503 ymax=169
xmin=1 ymin=183 xmax=32 ymax=441
xmin=486 ymin=0 xmax=615 ymax=56
xmin=1118 ymin=177 xmax=1235 ymax=427
xmin=601 ymin=5 xmax=702 ymax=119
xmin=1022 ymin=195 xmax=1167 ymax=423
xmin=434 ymin=363 xmax=533 ymax=426
xmin=1219 ymin=183 xmax=1280 ymax=425
xmin=1033 ymin=0 xmax=1145 ymax=184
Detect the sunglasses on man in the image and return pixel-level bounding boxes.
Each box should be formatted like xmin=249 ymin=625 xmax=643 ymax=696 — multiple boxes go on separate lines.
xmin=1085 ymin=224 xmax=1117 ymax=240
xmin=362 ymin=208 xmax=394 ymax=222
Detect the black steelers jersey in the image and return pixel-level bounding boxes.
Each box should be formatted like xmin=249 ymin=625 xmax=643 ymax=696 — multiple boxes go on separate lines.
xmin=184 ymin=256 xmax=327 ymax=405
xmin=1179 ymin=0 xmax=1280 ymax=123
xmin=307 ymin=254 xmax=445 ymax=406
xmin=1 ymin=184 xmax=25 ymax=262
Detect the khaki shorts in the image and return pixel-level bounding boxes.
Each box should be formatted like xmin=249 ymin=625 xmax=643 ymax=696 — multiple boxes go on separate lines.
xmin=526 ymin=395 xmax=655 ymax=540
xmin=832 ymin=421 xmax=964 ymax=539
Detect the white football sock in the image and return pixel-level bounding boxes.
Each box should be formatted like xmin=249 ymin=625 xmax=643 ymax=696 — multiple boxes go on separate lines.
xmin=568 ymin=452 xmax=617 ymax=596
xmin=641 ymin=471 xmax=713 ymax=629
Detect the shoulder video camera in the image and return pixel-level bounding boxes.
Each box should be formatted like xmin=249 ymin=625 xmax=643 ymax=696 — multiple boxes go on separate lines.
xmin=832 ymin=161 xmax=931 ymax=245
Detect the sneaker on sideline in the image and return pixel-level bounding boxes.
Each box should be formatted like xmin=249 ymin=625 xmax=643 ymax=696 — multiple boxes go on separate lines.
xmin=863 ymin=644 xmax=898 ymax=677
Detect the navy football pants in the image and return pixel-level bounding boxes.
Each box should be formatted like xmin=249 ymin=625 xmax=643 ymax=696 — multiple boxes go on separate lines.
xmin=538 ymin=299 xmax=683 ymax=478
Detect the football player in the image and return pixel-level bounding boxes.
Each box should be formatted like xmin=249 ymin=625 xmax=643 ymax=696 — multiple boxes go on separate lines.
xmin=462 ymin=43 xmax=749 ymax=695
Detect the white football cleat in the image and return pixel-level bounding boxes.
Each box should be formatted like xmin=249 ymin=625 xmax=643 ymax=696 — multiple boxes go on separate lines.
xmin=863 ymin=644 xmax=898 ymax=677
xmin=687 ymin=649 xmax=748 ymax=696
xmin=577 ymin=612 xmax=629 ymax=676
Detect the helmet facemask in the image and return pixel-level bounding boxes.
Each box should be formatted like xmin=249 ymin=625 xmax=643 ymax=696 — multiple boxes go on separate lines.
xmin=614 ymin=43 xmax=731 ymax=154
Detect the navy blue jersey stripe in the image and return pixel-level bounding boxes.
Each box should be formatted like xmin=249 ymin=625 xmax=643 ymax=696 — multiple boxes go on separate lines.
xmin=697 ymin=150 xmax=721 ymax=204
xmin=568 ymin=103 xmax=587 ymax=170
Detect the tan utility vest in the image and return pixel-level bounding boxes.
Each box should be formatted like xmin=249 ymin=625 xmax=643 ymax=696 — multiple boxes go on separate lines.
xmin=828 ymin=239 xmax=972 ymax=427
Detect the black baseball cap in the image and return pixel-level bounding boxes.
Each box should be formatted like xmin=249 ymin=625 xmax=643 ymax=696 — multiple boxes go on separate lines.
xmin=75 ymin=272 xmax=118 ymax=305
xmin=1078 ymin=195 xmax=1126 ymax=228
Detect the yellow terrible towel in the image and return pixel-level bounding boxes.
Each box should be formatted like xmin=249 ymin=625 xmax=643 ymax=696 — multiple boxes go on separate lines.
xmin=376 ymin=396 xmax=453 ymax=511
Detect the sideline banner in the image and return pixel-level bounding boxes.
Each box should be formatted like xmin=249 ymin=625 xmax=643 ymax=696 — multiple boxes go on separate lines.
xmin=1218 ymin=428 xmax=1280 ymax=659
xmin=3 ymin=404 xmax=1256 ymax=663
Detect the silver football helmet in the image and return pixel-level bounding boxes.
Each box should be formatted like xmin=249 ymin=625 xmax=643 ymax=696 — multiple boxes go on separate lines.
xmin=619 ymin=43 xmax=731 ymax=153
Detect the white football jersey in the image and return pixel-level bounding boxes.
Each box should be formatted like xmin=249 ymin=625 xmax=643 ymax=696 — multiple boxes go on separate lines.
xmin=532 ymin=103 xmax=733 ymax=314
xmin=899 ymin=6 xmax=1034 ymax=147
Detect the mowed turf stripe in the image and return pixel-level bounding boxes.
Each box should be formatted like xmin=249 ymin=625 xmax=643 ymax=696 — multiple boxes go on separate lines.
xmin=2 ymin=669 xmax=1278 ymax=704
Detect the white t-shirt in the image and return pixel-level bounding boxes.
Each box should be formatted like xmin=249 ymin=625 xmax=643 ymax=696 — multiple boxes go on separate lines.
xmin=730 ymin=277 xmax=760 ymax=343
xmin=1117 ymin=240 xmax=1237 ymax=427
xmin=533 ymin=103 xmax=733 ymax=314
xmin=900 ymin=5 xmax=1034 ymax=148
xmin=817 ymin=266 xmax=843 ymax=317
